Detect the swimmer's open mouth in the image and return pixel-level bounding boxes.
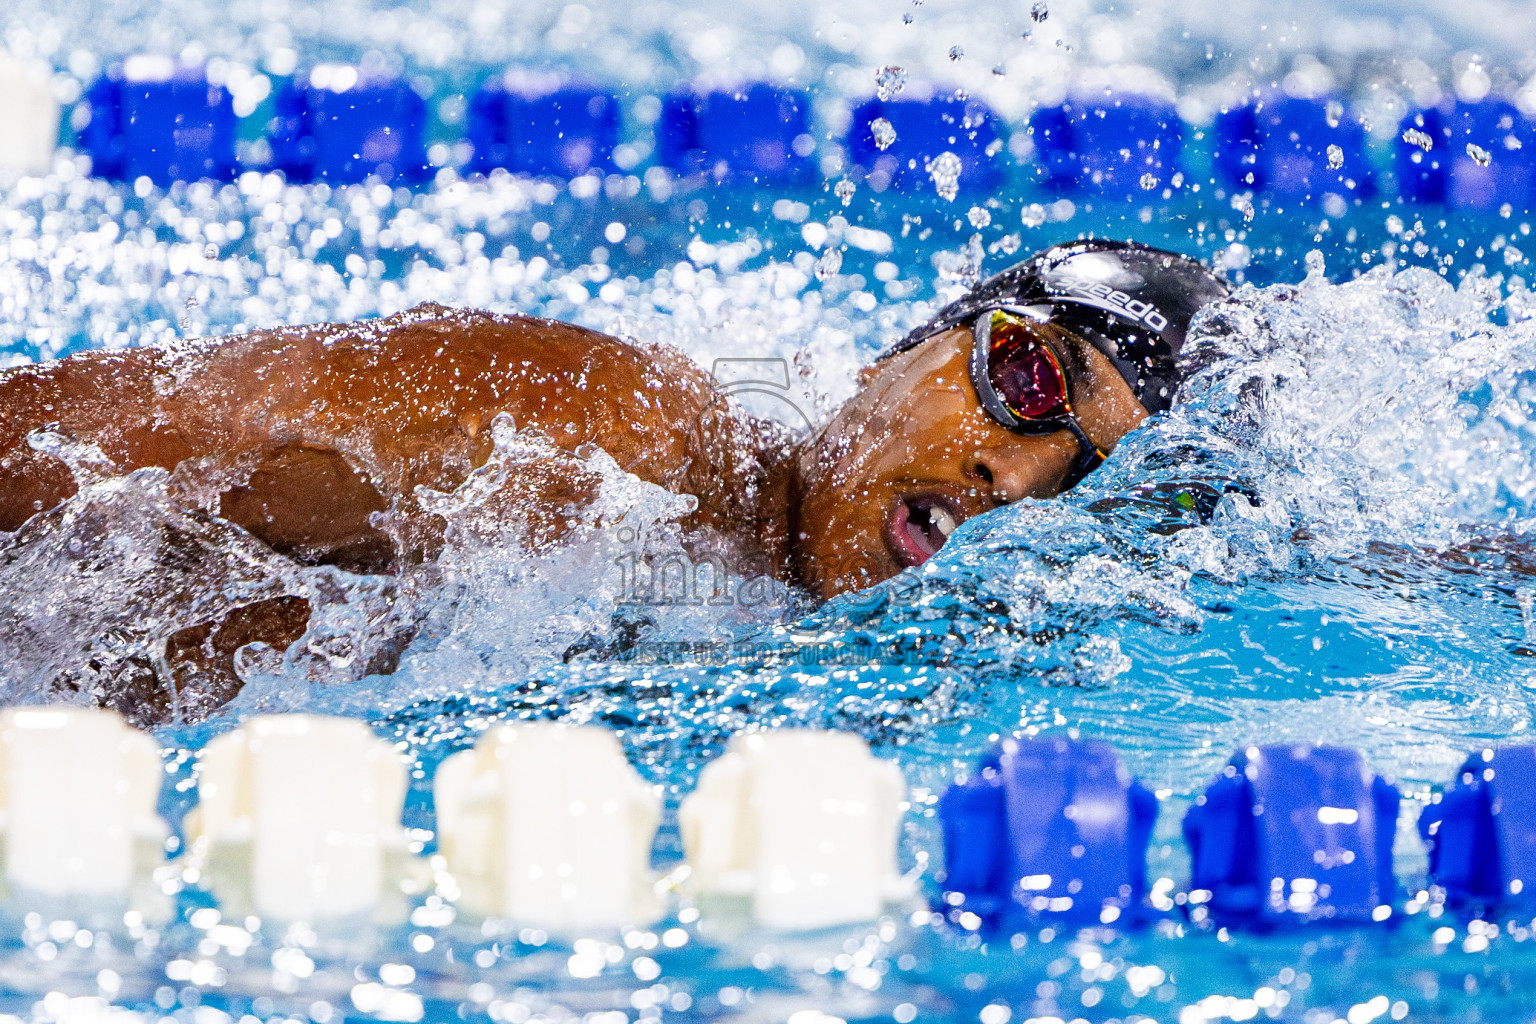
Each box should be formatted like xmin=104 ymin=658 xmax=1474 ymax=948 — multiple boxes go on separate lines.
xmin=884 ymin=492 xmax=967 ymax=568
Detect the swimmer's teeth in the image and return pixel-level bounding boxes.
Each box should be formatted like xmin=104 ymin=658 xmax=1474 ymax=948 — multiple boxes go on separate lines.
xmin=679 ymin=729 xmax=911 ymax=930
xmin=185 ymin=715 xmax=414 ymax=922
xmin=433 ymin=723 xmax=662 ymax=929
xmin=0 ymin=708 xmax=167 ymax=900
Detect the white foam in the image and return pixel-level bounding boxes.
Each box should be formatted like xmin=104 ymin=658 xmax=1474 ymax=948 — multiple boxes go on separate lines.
xmin=0 ymin=54 xmax=58 ymax=177
xmin=0 ymin=707 xmax=165 ymax=899
xmin=434 ymin=722 xmax=661 ymax=930
xmin=679 ymin=729 xmax=909 ymax=930
xmin=185 ymin=714 xmax=412 ymax=922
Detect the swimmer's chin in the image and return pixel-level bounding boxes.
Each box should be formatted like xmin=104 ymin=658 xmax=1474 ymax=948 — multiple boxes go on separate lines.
xmin=882 ymin=490 xmax=968 ymax=569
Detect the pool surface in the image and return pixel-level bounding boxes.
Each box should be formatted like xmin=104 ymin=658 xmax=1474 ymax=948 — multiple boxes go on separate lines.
xmin=6 ymin=0 xmax=1536 ymax=1020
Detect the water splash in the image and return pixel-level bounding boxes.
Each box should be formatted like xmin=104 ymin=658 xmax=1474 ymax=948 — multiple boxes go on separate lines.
xmin=924 ymin=151 xmax=963 ymax=201
xmin=874 ymin=65 xmax=907 ymax=101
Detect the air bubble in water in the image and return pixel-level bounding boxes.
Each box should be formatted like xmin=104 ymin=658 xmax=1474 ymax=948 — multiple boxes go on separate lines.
xmin=1021 ymin=203 xmax=1047 ymax=228
xmin=948 ymin=46 xmax=964 ymax=61
xmin=1030 ymin=0 xmax=1048 ymax=21
xmin=816 ymin=248 xmax=843 ymax=280
xmin=1327 ymin=144 xmax=1344 ymax=169
xmin=902 ymin=12 xmax=913 ymax=23
xmin=967 ymin=205 xmax=991 ymax=228
xmin=1139 ymin=172 xmax=1158 ymax=190
xmin=1325 ymin=100 xmax=1343 ymax=128
xmin=871 ymin=117 xmax=897 ymax=150
xmin=834 ymin=179 xmax=856 ymax=206
xmin=203 ymin=244 xmax=218 ymax=260
xmin=875 ymin=65 xmax=907 ymax=101
xmin=925 ymin=151 xmax=963 ymax=202
xmin=1467 ymin=142 xmax=1492 ymax=167
xmin=1403 ymin=128 xmax=1433 ymax=151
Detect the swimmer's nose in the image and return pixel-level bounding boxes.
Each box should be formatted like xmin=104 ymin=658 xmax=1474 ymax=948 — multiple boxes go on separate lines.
xmin=967 ymin=439 xmax=1075 ymax=503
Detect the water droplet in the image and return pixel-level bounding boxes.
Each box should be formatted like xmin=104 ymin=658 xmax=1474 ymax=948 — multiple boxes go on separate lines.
xmin=925 ymin=151 xmax=963 ymax=202
xmin=948 ymin=46 xmax=964 ymax=61
xmin=203 ymin=244 xmax=218 ymax=260
xmin=1139 ymin=172 xmax=1158 ymax=190
xmin=1021 ymin=203 xmax=1047 ymax=228
xmin=1030 ymin=0 xmax=1048 ymax=22
xmin=875 ymin=65 xmax=908 ymax=101
xmin=1327 ymin=144 xmax=1344 ymax=169
xmin=1325 ymin=100 xmax=1343 ymax=129
xmin=1467 ymin=142 xmax=1493 ymax=167
xmin=903 ymin=11 xmax=913 ymax=23
xmin=967 ymin=206 xmax=991 ymax=228
xmin=995 ymin=233 xmax=1021 ymax=255
xmin=1304 ymin=249 xmax=1326 ymax=280
xmin=1402 ymin=128 xmax=1433 ymax=152
xmin=815 ymin=248 xmax=843 ymax=280
xmin=933 ymin=233 xmax=985 ymax=286
xmin=1230 ymin=191 xmax=1255 ymax=223
xmin=992 ymin=64 xmax=1007 ymax=76
xmin=871 ymin=118 xmax=897 ymax=150
xmin=834 ymin=179 xmax=857 ymax=206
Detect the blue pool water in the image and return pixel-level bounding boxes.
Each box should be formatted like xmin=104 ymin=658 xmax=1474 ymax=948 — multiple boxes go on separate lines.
xmin=9 ymin=0 xmax=1536 ymax=1020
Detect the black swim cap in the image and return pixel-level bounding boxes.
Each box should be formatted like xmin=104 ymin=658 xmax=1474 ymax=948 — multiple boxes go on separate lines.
xmin=888 ymin=240 xmax=1231 ymax=414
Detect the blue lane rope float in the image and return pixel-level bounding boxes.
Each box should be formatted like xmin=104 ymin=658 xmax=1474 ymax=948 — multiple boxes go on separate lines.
xmin=1183 ymin=744 xmax=1399 ymax=927
xmin=937 ymin=735 xmax=1157 ymax=927
xmin=1029 ymin=92 xmax=1183 ymax=197
xmin=79 ymin=59 xmax=240 ymax=185
xmin=466 ymin=79 xmax=622 ymax=179
xmin=846 ymin=92 xmax=1005 ymax=195
xmin=1395 ymin=100 xmax=1536 ymax=211
xmin=658 ymin=83 xmax=819 ymax=185
xmin=1419 ymin=745 xmax=1536 ymax=914
xmin=269 ymin=67 xmax=433 ymax=186
xmin=1212 ymin=95 xmax=1376 ymax=202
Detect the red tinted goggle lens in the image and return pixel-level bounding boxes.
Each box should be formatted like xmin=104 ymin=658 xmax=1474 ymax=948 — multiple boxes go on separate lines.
xmin=986 ymin=314 xmax=1071 ymax=421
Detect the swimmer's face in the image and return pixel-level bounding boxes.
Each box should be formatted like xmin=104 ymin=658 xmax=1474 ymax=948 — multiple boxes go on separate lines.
xmin=791 ymin=324 xmax=1149 ymax=599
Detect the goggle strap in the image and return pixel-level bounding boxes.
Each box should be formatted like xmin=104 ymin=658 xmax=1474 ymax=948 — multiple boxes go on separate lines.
xmin=1058 ymin=417 xmax=1108 ymax=493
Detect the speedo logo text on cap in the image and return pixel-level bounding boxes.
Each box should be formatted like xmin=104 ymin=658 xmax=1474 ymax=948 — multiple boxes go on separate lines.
xmin=1047 ymin=276 xmax=1170 ymax=333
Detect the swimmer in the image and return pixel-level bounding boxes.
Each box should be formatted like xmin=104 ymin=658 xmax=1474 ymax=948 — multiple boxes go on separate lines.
xmin=0 ymin=239 xmax=1229 ymax=720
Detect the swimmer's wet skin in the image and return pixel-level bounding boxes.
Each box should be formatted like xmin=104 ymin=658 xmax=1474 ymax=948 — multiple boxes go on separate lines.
xmin=0 ymin=240 xmax=1228 ymax=721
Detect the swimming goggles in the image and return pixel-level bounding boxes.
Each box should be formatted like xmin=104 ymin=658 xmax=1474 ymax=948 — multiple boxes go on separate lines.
xmin=969 ymin=307 xmax=1107 ymax=494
